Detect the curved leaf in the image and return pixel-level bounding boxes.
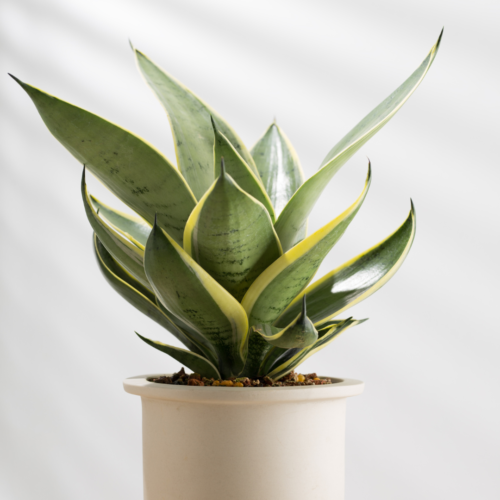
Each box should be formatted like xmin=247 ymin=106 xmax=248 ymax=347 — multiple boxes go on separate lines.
xmin=82 ymin=169 xmax=151 ymax=290
xmin=212 ymin=119 xmax=275 ymax=221
xmin=258 ymin=317 xmax=366 ymax=376
xmin=276 ymin=202 xmax=416 ymax=327
xmin=90 ymin=195 xmax=151 ymax=246
xmin=242 ymin=165 xmax=371 ymax=327
xmin=133 ymin=48 xmax=258 ymax=199
xmin=94 ymin=235 xmax=216 ymax=360
xmin=251 ymin=122 xmax=304 ymax=217
xmin=267 ymin=318 xmax=362 ymax=380
xmin=241 ymin=166 xmax=370 ymax=375
xmin=136 ymin=333 xmax=221 ymax=379
xmin=184 ymin=167 xmax=282 ymax=301
xmin=274 ymin=31 xmax=441 ymax=251
xmin=10 ymin=74 xmax=196 ymax=244
xmin=145 ymin=220 xmax=249 ymax=378
xmin=254 ymin=297 xmax=318 ymax=349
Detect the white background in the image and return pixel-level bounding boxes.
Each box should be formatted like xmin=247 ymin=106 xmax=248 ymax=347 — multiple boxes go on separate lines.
xmin=1 ymin=1 xmax=499 ymax=499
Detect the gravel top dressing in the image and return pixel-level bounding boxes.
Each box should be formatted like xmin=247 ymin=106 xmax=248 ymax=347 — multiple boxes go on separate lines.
xmin=148 ymin=368 xmax=334 ymax=387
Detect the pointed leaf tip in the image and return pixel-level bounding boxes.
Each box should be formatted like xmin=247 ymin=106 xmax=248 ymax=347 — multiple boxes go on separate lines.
xmin=8 ymin=73 xmax=23 ymax=85
xmin=437 ymin=27 xmax=444 ymax=48
xmin=128 ymin=39 xmax=134 ymax=51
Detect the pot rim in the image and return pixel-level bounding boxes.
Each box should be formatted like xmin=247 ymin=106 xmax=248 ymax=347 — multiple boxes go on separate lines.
xmin=123 ymin=374 xmax=364 ymax=405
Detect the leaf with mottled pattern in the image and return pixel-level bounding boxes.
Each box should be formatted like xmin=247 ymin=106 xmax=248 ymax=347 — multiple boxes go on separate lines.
xmin=251 ymin=122 xmax=304 ymax=217
xmin=145 ymin=219 xmax=249 ymax=378
xmin=10 ymin=74 xmax=195 ymax=244
xmin=133 ymin=48 xmax=258 ymax=199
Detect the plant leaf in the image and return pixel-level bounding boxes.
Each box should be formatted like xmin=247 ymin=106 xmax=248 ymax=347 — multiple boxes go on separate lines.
xmin=133 ymin=48 xmax=258 ymax=199
xmin=184 ymin=166 xmax=282 ymax=301
xmin=267 ymin=318 xmax=362 ymax=380
xmin=10 ymin=75 xmax=196 ymax=244
xmin=251 ymin=122 xmax=304 ymax=217
xmin=94 ymin=234 xmax=216 ymax=360
xmin=136 ymin=333 xmax=221 ymax=379
xmin=212 ymin=119 xmax=275 ymax=221
xmin=258 ymin=318 xmax=366 ymax=376
xmin=240 ymin=166 xmax=370 ymax=375
xmin=274 ymin=32 xmax=441 ymax=251
xmin=145 ymin=219 xmax=249 ymax=378
xmin=254 ymin=297 xmax=318 ymax=349
xmin=82 ymin=169 xmax=151 ymax=290
xmin=242 ymin=165 xmax=371 ymax=327
xmin=276 ymin=202 xmax=416 ymax=327
xmin=90 ymin=195 xmax=151 ymax=246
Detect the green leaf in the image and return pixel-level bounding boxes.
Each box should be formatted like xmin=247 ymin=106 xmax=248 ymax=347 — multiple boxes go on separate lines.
xmin=10 ymin=74 xmax=196 ymax=244
xmin=274 ymin=31 xmax=442 ymax=251
xmin=258 ymin=318 xmax=366 ymax=376
xmin=251 ymin=122 xmax=304 ymax=217
xmin=90 ymin=195 xmax=151 ymax=246
xmin=241 ymin=166 xmax=370 ymax=375
xmin=276 ymin=203 xmax=416 ymax=327
xmin=212 ymin=119 xmax=275 ymax=221
xmin=267 ymin=318 xmax=362 ymax=380
xmin=145 ymin=219 xmax=249 ymax=378
xmin=82 ymin=168 xmax=151 ymax=290
xmin=133 ymin=48 xmax=258 ymax=199
xmin=258 ymin=346 xmax=298 ymax=377
xmin=136 ymin=333 xmax=221 ymax=379
xmin=242 ymin=165 xmax=371 ymax=327
xmin=184 ymin=166 xmax=282 ymax=301
xmin=254 ymin=297 xmax=318 ymax=349
xmin=94 ymin=234 xmax=216 ymax=361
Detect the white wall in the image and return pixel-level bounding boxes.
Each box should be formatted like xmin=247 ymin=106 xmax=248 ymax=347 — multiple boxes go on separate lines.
xmin=1 ymin=1 xmax=499 ymax=499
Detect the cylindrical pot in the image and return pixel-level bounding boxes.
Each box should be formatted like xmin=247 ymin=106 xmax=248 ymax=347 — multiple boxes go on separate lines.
xmin=124 ymin=375 xmax=364 ymax=500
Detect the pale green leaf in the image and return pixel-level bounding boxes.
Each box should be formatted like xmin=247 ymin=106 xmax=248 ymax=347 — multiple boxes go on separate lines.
xmin=11 ymin=75 xmax=196 ymax=244
xmin=184 ymin=167 xmax=282 ymax=301
xmin=212 ymin=119 xmax=275 ymax=221
xmin=133 ymin=49 xmax=258 ymax=199
xmin=251 ymin=122 xmax=304 ymax=217
xmin=274 ymin=32 xmax=441 ymax=251
xmin=90 ymin=195 xmax=151 ymax=246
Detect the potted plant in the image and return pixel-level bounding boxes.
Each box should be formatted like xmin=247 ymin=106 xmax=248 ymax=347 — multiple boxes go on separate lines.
xmin=11 ymin=30 xmax=441 ymax=500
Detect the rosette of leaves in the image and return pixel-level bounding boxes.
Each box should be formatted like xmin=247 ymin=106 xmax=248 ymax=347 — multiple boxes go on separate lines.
xmin=11 ymin=32 xmax=441 ymax=379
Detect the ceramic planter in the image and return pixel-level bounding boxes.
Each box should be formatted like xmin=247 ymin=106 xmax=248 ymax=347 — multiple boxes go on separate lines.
xmin=124 ymin=375 xmax=364 ymax=500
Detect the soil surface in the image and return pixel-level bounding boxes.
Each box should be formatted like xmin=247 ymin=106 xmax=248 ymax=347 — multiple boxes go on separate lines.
xmin=148 ymin=368 xmax=333 ymax=387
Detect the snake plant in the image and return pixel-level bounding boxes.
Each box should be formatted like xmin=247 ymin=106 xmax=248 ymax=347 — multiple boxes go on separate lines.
xmin=11 ymin=32 xmax=441 ymax=379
